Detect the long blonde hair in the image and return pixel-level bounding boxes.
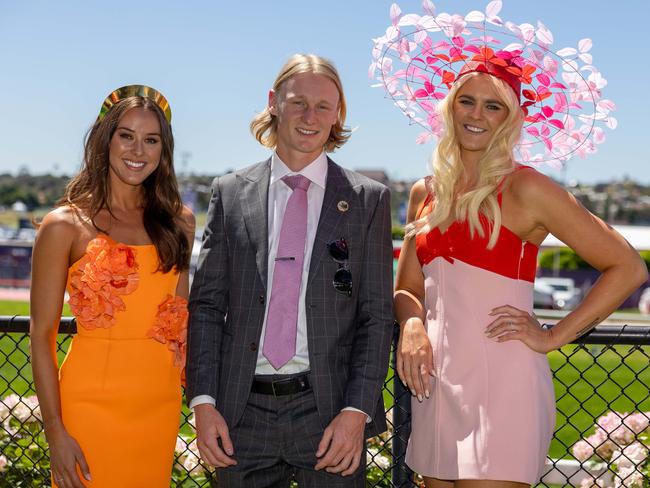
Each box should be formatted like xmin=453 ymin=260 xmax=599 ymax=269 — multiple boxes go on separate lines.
xmin=407 ymin=72 xmax=524 ymax=248
xmin=250 ymin=53 xmax=351 ymax=152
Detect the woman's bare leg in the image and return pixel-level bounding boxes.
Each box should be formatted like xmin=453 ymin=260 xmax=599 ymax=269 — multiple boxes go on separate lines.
xmin=422 ymin=475 xmax=530 ymax=488
xmin=422 ymin=476 xmax=454 ymax=488
xmin=455 ymin=480 xmax=529 ymax=488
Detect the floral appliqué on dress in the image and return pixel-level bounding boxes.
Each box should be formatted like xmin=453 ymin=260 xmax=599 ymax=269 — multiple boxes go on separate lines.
xmin=147 ymin=295 xmax=188 ymax=368
xmin=68 ymin=235 xmax=139 ymax=329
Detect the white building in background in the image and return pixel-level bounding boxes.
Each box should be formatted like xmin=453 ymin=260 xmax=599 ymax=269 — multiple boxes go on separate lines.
xmin=11 ymin=201 xmax=27 ymax=212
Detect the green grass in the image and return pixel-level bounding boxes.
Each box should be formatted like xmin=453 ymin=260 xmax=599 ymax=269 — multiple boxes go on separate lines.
xmin=618 ymin=308 xmax=642 ymax=314
xmin=0 ymin=300 xmax=71 ymax=316
xmin=0 ymin=209 xmax=48 ymax=227
xmin=0 ymin=300 xmax=33 ymax=396
xmin=0 ymin=300 xmax=30 ymax=315
xmin=0 ymin=300 xmax=71 ymax=397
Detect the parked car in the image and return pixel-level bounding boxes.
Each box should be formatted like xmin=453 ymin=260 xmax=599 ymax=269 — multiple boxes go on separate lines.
xmin=536 ymin=277 xmax=581 ymax=310
xmin=639 ymin=287 xmax=650 ymax=315
xmin=533 ymin=280 xmax=556 ymax=309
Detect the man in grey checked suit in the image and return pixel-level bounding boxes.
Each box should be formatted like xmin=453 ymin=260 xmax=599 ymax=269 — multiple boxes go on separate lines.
xmin=186 ymin=53 xmax=394 ymax=487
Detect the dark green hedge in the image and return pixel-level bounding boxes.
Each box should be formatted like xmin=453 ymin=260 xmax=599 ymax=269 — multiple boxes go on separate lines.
xmin=539 ymin=248 xmax=650 ymax=270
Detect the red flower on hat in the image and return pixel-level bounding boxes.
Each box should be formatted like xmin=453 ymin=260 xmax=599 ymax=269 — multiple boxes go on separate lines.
xmin=470 ymin=46 xmax=508 ymax=67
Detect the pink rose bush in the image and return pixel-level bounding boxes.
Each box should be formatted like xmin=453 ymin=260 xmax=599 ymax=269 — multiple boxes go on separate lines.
xmin=572 ymin=411 xmax=650 ymax=487
xmin=366 ymin=408 xmax=401 ymax=487
xmin=173 ymin=432 xmax=214 ymax=483
xmin=173 ymin=413 xmax=214 ymax=482
xmin=0 ymin=394 xmax=49 ymax=482
xmin=180 ymin=439 xmax=204 ymax=474
xmin=1 ymin=394 xmax=42 ymax=436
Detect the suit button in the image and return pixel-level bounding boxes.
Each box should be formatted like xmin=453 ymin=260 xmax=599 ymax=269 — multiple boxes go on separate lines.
xmin=249 ymin=342 xmax=257 ymax=351
xmin=258 ymin=294 xmax=265 ymax=304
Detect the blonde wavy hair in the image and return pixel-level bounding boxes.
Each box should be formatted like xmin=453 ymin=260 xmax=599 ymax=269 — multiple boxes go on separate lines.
xmin=406 ymin=72 xmax=524 ymax=248
xmin=250 ymin=53 xmax=351 ymax=152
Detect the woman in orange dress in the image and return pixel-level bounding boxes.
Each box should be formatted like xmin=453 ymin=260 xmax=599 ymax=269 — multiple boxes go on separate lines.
xmin=30 ymin=85 xmax=195 ymax=487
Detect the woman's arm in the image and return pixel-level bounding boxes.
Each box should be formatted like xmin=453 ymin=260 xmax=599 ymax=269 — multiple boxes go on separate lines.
xmin=394 ymin=179 xmax=432 ymax=401
xmin=30 ymin=208 xmax=91 ymax=486
xmin=487 ymin=170 xmax=648 ymax=352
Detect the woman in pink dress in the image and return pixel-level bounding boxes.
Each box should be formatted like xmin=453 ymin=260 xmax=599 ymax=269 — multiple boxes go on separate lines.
xmin=379 ymin=4 xmax=649 ymax=487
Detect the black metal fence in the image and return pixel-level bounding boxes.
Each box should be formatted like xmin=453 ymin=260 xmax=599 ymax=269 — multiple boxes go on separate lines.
xmin=1 ymin=315 xmax=650 ymax=487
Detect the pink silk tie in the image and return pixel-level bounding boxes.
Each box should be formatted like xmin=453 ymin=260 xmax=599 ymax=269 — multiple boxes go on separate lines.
xmin=263 ymin=174 xmax=311 ymax=369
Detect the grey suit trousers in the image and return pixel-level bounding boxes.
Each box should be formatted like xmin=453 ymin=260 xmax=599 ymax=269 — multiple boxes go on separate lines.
xmin=216 ymin=387 xmax=365 ymax=488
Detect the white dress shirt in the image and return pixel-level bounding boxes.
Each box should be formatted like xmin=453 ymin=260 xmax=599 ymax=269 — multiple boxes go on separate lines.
xmin=255 ymin=151 xmax=327 ymax=373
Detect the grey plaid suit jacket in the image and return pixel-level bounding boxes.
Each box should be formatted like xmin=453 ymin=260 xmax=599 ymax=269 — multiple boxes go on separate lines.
xmin=186 ymin=157 xmax=394 ymax=438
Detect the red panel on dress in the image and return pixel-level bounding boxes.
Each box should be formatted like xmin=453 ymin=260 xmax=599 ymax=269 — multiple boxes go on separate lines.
xmin=415 ymin=196 xmax=538 ymax=283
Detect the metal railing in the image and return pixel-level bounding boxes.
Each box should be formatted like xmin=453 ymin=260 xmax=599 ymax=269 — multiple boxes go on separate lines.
xmin=1 ymin=315 xmax=650 ymax=487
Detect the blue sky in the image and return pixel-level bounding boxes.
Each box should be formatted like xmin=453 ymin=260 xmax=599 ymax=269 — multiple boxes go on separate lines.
xmin=1 ymin=0 xmax=647 ymax=184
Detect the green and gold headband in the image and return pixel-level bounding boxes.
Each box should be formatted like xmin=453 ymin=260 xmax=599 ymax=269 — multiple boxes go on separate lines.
xmin=98 ymin=85 xmax=172 ymax=124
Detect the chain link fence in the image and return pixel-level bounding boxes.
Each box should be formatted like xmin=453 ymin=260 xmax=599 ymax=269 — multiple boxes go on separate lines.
xmin=1 ymin=316 xmax=649 ymax=487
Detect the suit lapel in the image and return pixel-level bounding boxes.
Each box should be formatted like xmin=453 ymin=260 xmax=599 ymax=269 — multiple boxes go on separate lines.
xmin=240 ymin=159 xmax=271 ymax=291
xmin=307 ymin=159 xmax=353 ymax=288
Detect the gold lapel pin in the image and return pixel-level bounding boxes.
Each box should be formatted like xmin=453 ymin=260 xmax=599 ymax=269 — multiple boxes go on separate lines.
xmin=337 ymin=200 xmax=349 ymax=212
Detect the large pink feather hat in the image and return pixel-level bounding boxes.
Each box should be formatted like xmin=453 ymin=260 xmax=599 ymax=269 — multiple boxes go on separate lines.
xmin=370 ymin=1 xmax=617 ymax=166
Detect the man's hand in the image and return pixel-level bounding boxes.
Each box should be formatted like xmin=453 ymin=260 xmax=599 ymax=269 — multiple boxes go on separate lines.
xmin=193 ymin=403 xmax=237 ymax=468
xmin=315 ymin=410 xmax=366 ymax=476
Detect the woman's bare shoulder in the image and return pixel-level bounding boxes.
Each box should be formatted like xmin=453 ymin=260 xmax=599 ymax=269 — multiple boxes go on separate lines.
xmin=38 ymin=206 xmax=81 ymax=234
xmin=508 ymin=165 xmax=563 ymax=201
xmin=33 ymin=206 xmax=86 ymax=262
xmin=406 ymin=177 xmax=432 ymax=223
xmin=410 ymin=178 xmax=430 ymax=204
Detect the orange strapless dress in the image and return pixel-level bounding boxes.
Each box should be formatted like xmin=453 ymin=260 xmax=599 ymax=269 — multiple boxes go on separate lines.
xmin=57 ymin=235 xmax=187 ymax=487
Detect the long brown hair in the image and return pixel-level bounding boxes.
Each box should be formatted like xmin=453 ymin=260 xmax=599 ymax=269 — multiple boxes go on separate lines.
xmin=250 ymin=53 xmax=351 ymax=152
xmin=58 ymin=97 xmax=190 ymax=272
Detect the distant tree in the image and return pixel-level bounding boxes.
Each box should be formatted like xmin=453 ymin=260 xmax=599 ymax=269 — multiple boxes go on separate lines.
xmin=0 ymin=173 xmax=69 ymax=209
xmin=538 ymin=248 xmax=592 ymax=270
xmin=540 ymin=248 xmax=650 ymax=272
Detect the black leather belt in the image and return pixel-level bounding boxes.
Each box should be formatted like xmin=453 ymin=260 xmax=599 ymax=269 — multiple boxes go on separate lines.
xmin=251 ymin=374 xmax=311 ymax=396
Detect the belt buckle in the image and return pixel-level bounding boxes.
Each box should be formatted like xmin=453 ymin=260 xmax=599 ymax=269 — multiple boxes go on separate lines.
xmin=271 ymin=379 xmax=282 ymax=397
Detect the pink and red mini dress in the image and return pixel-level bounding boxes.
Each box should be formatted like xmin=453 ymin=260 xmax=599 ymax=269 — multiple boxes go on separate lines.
xmin=406 ymin=179 xmax=555 ymax=484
